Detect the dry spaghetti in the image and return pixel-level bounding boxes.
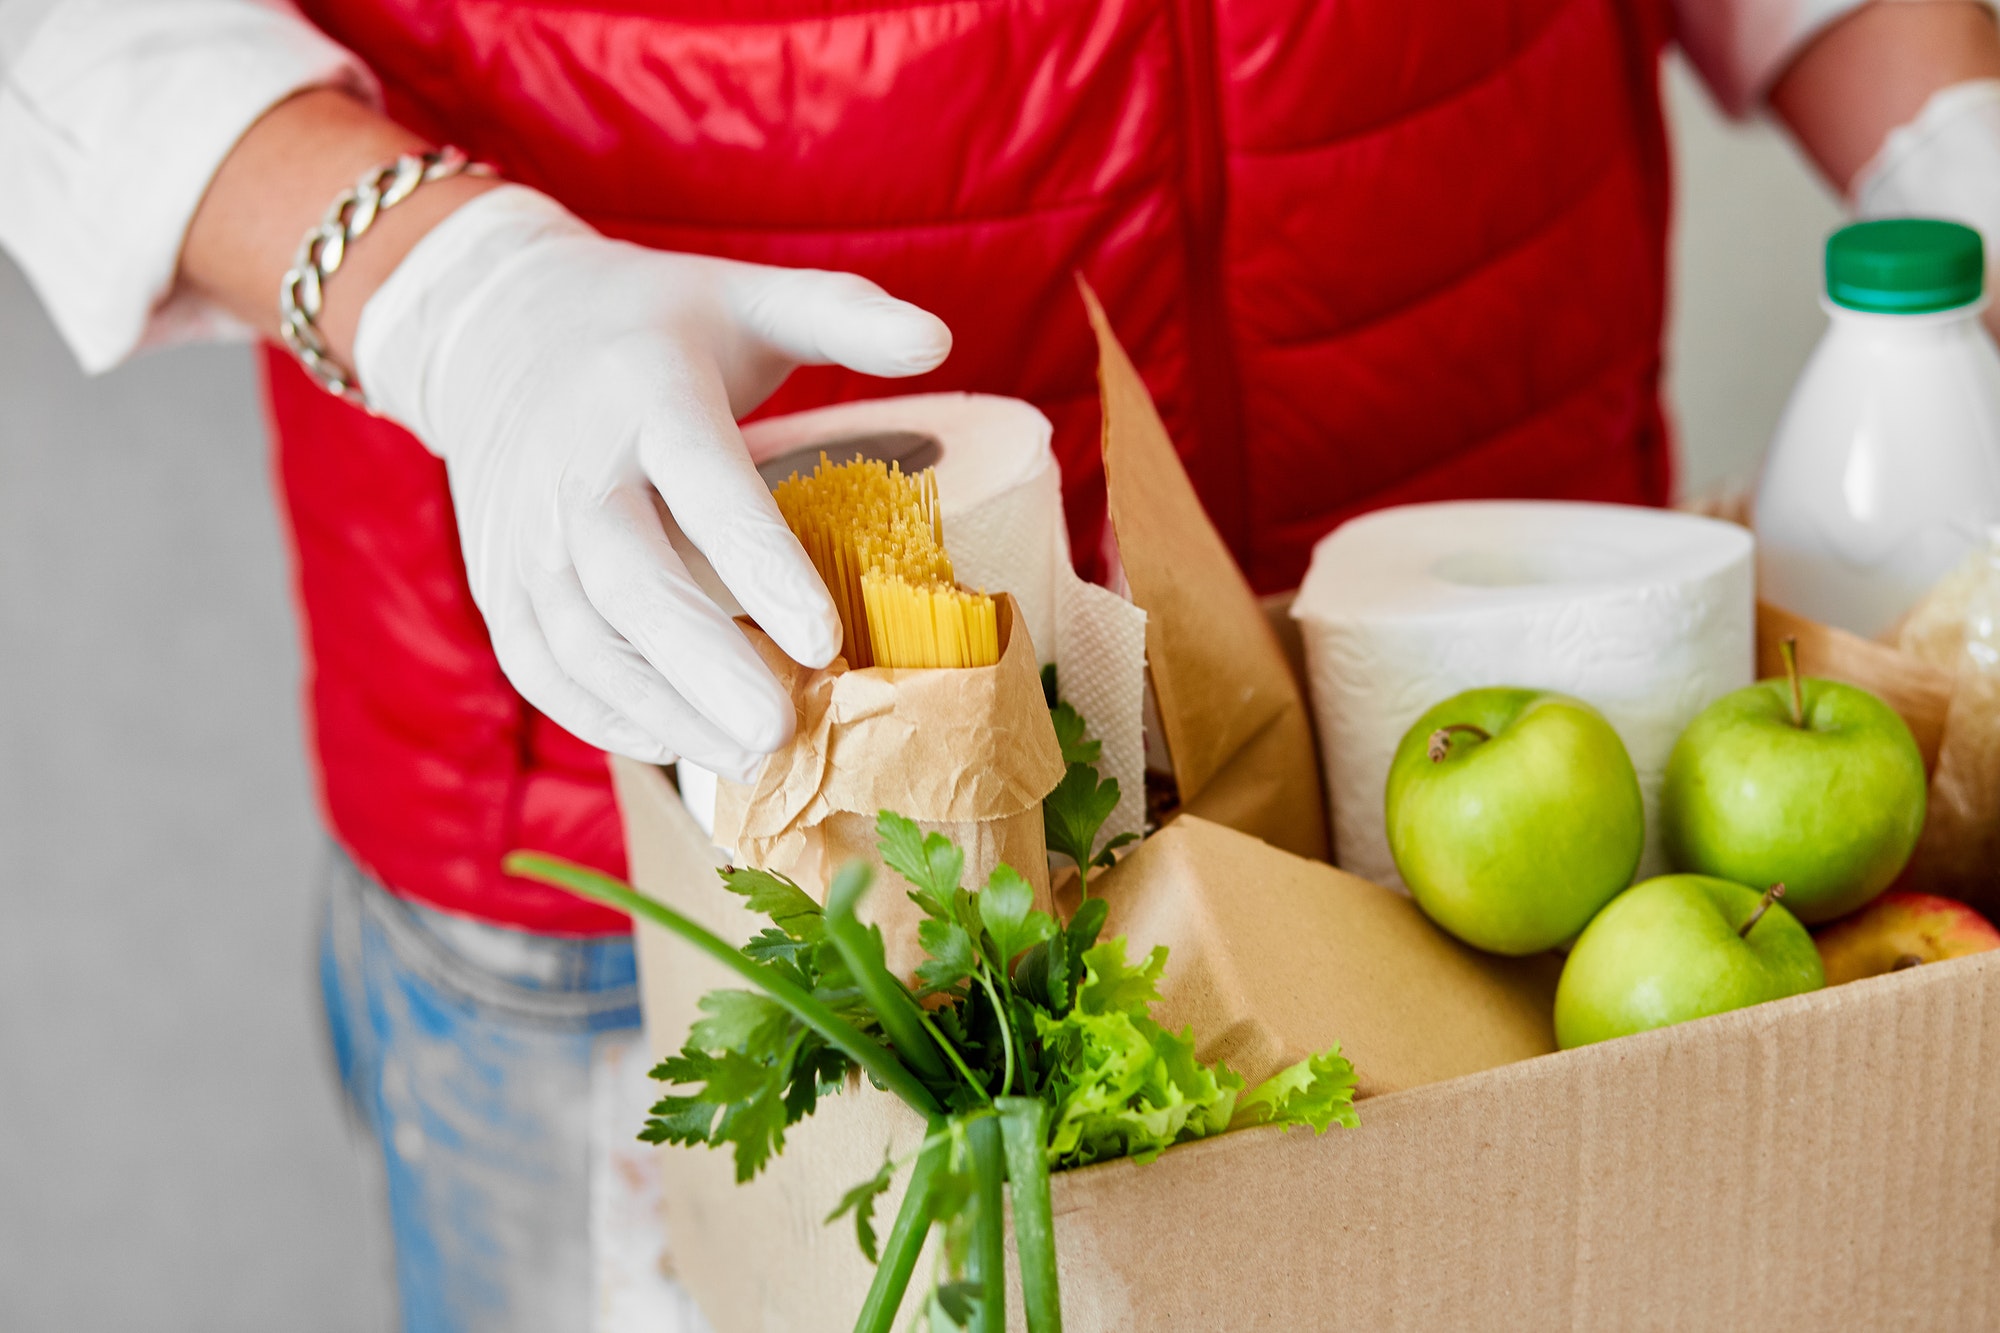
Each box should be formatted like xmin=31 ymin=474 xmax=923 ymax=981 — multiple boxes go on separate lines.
xmin=772 ymin=453 xmax=999 ymax=669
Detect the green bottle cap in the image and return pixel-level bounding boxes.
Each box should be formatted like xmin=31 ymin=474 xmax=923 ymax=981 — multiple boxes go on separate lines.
xmin=1826 ymin=219 xmax=1984 ymax=314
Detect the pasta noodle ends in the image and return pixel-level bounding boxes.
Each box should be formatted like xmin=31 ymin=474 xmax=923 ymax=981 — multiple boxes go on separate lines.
xmin=773 ymin=454 xmax=999 ymax=669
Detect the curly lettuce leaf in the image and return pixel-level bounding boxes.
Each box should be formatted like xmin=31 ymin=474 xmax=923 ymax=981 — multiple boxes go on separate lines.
xmin=1075 ymin=938 xmax=1166 ymax=1018
xmin=1233 ymin=1047 xmax=1360 ymax=1134
xmin=1032 ymin=938 xmax=1248 ymax=1167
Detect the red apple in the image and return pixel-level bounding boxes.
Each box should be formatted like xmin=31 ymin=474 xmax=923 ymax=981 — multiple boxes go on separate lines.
xmin=1814 ymin=891 xmax=2000 ymax=984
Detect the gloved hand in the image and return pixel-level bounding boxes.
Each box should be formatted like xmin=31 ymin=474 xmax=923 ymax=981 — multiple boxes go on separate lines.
xmin=1853 ymin=79 xmax=2000 ymax=344
xmin=353 ymin=185 xmax=951 ymax=780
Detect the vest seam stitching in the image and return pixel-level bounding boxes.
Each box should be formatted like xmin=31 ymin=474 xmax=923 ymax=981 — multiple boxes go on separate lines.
xmin=1227 ymin=0 xmax=1588 ymax=159
xmin=1250 ymin=153 xmax=1627 ymax=354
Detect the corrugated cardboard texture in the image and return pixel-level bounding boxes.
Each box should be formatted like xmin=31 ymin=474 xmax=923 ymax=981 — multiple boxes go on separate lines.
xmin=617 ymin=753 xmax=2000 ymax=1332
xmin=617 ymin=755 xmax=901 ymax=1329
xmin=1047 ymin=947 xmax=2000 ymax=1331
xmin=1081 ymin=281 xmax=1328 ymax=861
xmin=1088 ymin=816 xmax=1558 ymax=1095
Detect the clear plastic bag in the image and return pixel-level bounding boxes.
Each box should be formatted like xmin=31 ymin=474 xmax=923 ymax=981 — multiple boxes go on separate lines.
xmin=1895 ymin=529 xmax=2000 ymax=911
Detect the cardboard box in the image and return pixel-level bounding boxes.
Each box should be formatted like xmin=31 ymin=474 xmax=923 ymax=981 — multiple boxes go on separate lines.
xmin=613 ymin=294 xmax=2000 ymax=1330
xmin=617 ymin=754 xmax=2000 ymax=1331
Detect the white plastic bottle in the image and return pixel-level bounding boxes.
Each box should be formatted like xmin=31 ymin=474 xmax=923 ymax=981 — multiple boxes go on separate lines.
xmin=1754 ymin=219 xmax=2000 ymax=638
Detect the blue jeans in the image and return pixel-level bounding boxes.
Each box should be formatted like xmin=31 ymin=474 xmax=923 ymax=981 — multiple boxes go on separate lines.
xmin=317 ymin=849 xmax=644 ymax=1333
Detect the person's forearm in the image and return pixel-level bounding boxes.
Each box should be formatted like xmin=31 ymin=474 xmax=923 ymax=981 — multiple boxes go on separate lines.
xmin=1771 ymin=1 xmax=2000 ymax=193
xmin=179 ymin=87 xmax=498 ymax=373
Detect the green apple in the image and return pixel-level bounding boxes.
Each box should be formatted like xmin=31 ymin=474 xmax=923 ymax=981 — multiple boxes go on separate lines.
xmin=1555 ymin=874 xmax=1824 ymax=1048
xmin=1659 ymin=640 xmax=1926 ymax=924
xmin=1385 ymin=687 xmax=1644 ymax=956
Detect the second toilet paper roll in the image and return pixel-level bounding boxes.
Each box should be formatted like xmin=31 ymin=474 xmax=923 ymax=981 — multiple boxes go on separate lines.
xmin=1293 ymin=501 xmax=1755 ymax=889
xmin=681 ymin=394 xmax=1149 ymax=846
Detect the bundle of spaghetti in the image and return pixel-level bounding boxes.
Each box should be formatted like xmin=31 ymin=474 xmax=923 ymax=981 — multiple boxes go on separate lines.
xmin=861 ymin=571 xmax=1002 ymax=669
xmin=772 ymin=453 xmax=998 ymax=669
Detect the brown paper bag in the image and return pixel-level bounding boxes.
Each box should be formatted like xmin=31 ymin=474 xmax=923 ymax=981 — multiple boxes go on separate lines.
xmin=1079 ymin=281 xmax=1330 ymax=861
xmin=1084 ymin=815 xmax=1558 ymax=1094
xmin=1756 ymin=601 xmax=1951 ymax=770
xmin=711 ymin=592 xmax=1065 ymax=975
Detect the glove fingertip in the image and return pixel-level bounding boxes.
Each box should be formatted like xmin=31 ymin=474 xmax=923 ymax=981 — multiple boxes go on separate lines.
xmin=594 ymin=723 xmax=679 ymax=767
xmin=874 ymin=303 xmax=952 ymax=377
xmin=705 ymin=751 xmax=766 ymax=786
xmin=734 ymin=687 xmax=798 ymax=756
xmin=762 ymin=605 xmax=844 ymax=672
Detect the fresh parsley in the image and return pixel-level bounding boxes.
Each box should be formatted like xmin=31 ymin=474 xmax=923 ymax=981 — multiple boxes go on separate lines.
xmin=1039 ymin=666 xmax=1141 ymax=884
xmin=505 ymin=692 xmax=1357 ymax=1333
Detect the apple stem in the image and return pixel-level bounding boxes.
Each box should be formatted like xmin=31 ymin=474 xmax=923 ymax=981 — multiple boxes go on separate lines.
xmin=1781 ymin=635 xmax=1805 ymax=729
xmin=1428 ymin=723 xmax=1492 ymax=763
xmin=1738 ymin=882 xmax=1786 ymax=938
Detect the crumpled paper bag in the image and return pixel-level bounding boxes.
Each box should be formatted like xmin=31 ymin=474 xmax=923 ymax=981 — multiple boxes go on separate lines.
xmin=712 ymin=593 xmax=1066 ymax=975
xmin=1756 ymin=600 xmax=1951 ymax=769
xmin=1075 ymin=814 xmax=1558 ymax=1094
xmin=735 ymin=394 xmax=1151 ymax=845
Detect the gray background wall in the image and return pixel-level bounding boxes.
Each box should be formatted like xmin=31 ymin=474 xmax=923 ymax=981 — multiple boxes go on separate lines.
xmin=0 ymin=58 xmax=1844 ymax=1333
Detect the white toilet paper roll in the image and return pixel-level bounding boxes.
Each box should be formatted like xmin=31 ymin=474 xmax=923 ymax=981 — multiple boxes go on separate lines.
xmin=679 ymin=395 xmax=1149 ymax=847
xmin=1293 ymin=501 xmax=1755 ymax=890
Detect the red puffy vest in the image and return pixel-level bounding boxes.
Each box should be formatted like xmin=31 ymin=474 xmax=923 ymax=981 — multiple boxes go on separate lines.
xmin=272 ymin=0 xmax=1675 ymax=934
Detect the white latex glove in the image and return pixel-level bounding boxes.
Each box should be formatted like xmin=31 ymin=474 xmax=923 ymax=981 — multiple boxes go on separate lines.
xmin=1854 ymin=78 xmax=2000 ymax=328
xmin=354 ymin=185 xmax=951 ymax=780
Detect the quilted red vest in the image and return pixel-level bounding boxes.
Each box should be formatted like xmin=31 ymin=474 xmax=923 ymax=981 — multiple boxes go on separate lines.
xmin=272 ymin=0 xmax=1676 ymax=933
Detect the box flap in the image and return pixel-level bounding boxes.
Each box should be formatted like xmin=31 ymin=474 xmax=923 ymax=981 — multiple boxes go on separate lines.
xmin=1081 ymin=281 xmax=1328 ymax=860
xmin=1089 ymin=815 xmax=1558 ymax=1095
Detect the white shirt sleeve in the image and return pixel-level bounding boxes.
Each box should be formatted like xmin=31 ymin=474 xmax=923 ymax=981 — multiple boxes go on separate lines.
xmin=1676 ymin=0 xmax=2000 ymax=119
xmin=0 ymin=0 xmax=375 ymax=373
